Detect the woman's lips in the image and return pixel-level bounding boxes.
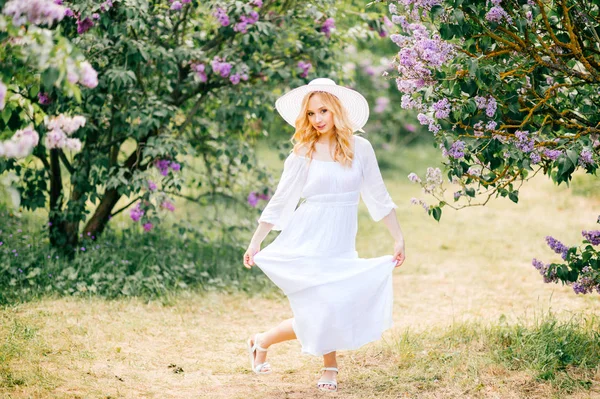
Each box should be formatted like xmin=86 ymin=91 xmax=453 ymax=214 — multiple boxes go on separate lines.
xmin=316 ymin=124 xmax=326 ymax=129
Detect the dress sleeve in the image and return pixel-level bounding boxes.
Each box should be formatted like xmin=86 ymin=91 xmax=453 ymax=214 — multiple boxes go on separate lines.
xmin=257 ymin=151 xmax=309 ymax=231
xmin=358 ymin=137 xmax=398 ymax=222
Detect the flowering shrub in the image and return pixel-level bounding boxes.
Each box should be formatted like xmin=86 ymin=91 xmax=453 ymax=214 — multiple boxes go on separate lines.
xmin=0 ymin=0 xmax=355 ymax=251
xmin=376 ymin=0 xmax=600 ymax=292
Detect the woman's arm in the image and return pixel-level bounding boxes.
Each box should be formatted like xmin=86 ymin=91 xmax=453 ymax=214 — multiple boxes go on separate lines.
xmin=382 ymin=209 xmax=406 ymax=268
xmin=243 ymin=221 xmax=273 ymax=268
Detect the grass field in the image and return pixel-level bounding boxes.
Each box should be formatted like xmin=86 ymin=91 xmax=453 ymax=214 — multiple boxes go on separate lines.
xmin=1 ymin=142 xmax=599 ymax=398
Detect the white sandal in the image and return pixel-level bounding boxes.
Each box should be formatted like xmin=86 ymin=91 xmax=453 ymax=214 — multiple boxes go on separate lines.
xmin=317 ymin=367 xmax=338 ymax=392
xmin=246 ymin=333 xmax=272 ymax=374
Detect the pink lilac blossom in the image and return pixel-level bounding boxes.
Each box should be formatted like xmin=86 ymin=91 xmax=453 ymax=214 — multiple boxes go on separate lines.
xmin=0 ymin=81 xmax=6 ymax=110
xmin=0 ymin=125 xmax=40 ymax=158
xmin=2 ymin=0 xmax=67 ymax=26
xmin=251 ymin=0 xmax=263 ymax=7
xmin=143 ymin=222 xmax=153 ymax=232
xmin=147 ymin=180 xmax=157 ymax=191
xmin=320 ymin=17 xmax=335 ymax=38
xmin=170 ymin=1 xmax=182 ymax=11
xmin=530 ymin=151 xmax=541 ymax=164
xmin=404 ymin=123 xmax=416 ymax=132
xmin=79 ymin=61 xmax=98 ymax=88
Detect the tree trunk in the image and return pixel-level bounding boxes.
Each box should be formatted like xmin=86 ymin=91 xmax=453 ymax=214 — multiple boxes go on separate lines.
xmin=82 ymin=188 xmax=121 ymax=237
xmin=48 ymin=149 xmax=79 ymax=251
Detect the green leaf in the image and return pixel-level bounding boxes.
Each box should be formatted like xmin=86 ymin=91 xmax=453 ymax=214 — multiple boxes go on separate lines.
xmin=508 ymin=190 xmax=519 ymax=203
xmin=432 ymin=206 xmax=442 ymax=222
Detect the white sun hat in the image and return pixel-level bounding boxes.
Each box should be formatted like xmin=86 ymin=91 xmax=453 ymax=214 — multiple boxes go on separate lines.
xmin=275 ymin=78 xmax=369 ymax=132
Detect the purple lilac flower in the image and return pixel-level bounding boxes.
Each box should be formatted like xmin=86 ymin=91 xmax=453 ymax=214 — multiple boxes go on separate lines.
xmin=0 ymin=81 xmax=6 ymax=110
xmin=486 ymin=121 xmax=497 ymax=130
xmin=321 ymin=17 xmax=335 ymax=38
xmin=230 ymin=73 xmax=241 ymax=85
xmin=543 ymin=148 xmax=562 ymax=160
xmin=92 ymin=12 xmax=100 ymax=19
xmin=170 ymin=1 xmax=182 ymax=11
xmin=155 ymin=159 xmax=171 ymax=176
xmin=515 ymin=130 xmax=534 ymax=153
xmin=147 ymin=180 xmax=157 ymax=191
xmin=578 ymin=148 xmax=594 ymax=167
xmin=130 ymin=203 xmax=144 ymax=222
xmin=257 ymin=193 xmax=270 ymax=201
xmin=405 ymin=123 xmax=416 ymax=132
xmin=417 ymin=113 xmax=430 ymax=125
xmin=143 ymin=222 xmax=153 ymax=232
xmin=486 ymin=97 xmax=497 ymax=117
xmin=407 ymin=173 xmax=421 ymax=183
xmin=389 ymin=3 xmax=398 ymax=14
xmin=170 ymin=162 xmax=181 ymax=171
xmin=485 ymin=5 xmax=512 ymax=24
xmin=545 ymin=235 xmax=569 ymax=260
xmin=211 ymin=57 xmax=232 ymax=78
xmin=76 ymin=17 xmax=94 ymax=34
xmin=582 ymin=230 xmax=600 ymax=245
xmin=474 ymin=96 xmax=487 ymax=109
xmin=448 ymin=140 xmax=466 ymax=159
xmin=161 ymin=201 xmax=175 ymax=211
xmin=432 ymin=98 xmax=451 ymax=119
xmin=532 ymin=258 xmax=557 ymax=283
xmin=530 ymin=152 xmax=541 ymax=164
xmin=298 ymin=61 xmax=312 ymax=78
xmin=251 ymin=0 xmax=263 ymax=7
xmin=453 ymin=191 xmax=461 ymax=200
xmin=38 ymin=92 xmax=51 ymax=105
xmin=192 ymin=63 xmax=208 ymax=82
xmin=213 ymin=7 xmax=230 ymax=27
xmin=248 ymin=192 xmax=259 ymax=207
xmin=374 ymin=97 xmax=390 ymax=114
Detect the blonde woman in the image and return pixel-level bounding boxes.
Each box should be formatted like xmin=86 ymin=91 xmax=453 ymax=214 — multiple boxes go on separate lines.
xmin=243 ymin=78 xmax=406 ymax=393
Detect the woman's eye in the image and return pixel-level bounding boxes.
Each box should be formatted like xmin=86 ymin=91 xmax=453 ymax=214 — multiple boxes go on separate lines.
xmin=321 ymin=109 xmax=327 ymax=113
xmin=308 ymin=112 xmax=313 ymax=116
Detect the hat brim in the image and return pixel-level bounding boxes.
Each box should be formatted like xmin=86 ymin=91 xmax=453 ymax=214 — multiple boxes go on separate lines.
xmin=275 ymin=84 xmax=369 ymax=132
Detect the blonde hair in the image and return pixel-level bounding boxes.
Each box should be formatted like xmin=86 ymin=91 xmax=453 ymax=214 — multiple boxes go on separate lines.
xmin=290 ymin=92 xmax=355 ymax=168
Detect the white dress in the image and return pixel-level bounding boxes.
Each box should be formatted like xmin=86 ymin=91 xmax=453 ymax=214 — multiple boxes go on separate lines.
xmin=253 ymin=134 xmax=399 ymax=356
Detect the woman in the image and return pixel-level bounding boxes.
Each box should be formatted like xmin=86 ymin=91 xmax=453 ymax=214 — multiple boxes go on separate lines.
xmin=243 ymin=78 xmax=406 ymax=393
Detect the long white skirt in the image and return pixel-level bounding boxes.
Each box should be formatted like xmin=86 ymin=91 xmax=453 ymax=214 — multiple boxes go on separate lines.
xmin=253 ymin=191 xmax=396 ymax=356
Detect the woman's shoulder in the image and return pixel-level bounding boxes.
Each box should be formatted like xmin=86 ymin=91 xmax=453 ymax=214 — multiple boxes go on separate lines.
xmin=353 ymin=134 xmax=373 ymax=154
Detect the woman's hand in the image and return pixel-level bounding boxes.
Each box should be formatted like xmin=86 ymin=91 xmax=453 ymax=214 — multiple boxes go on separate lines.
xmin=393 ymin=240 xmax=405 ymax=268
xmin=243 ymin=242 xmax=261 ymax=269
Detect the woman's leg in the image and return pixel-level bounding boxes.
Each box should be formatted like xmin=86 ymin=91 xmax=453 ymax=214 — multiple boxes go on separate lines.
xmin=319 ymin=351 xmax=338 ymax=390
xmin=250 ymin=318 xmax=296 ymax=369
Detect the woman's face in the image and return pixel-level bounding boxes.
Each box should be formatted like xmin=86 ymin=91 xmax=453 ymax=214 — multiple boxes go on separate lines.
xmin=306 ymin=94 xmax=334 ymax=135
